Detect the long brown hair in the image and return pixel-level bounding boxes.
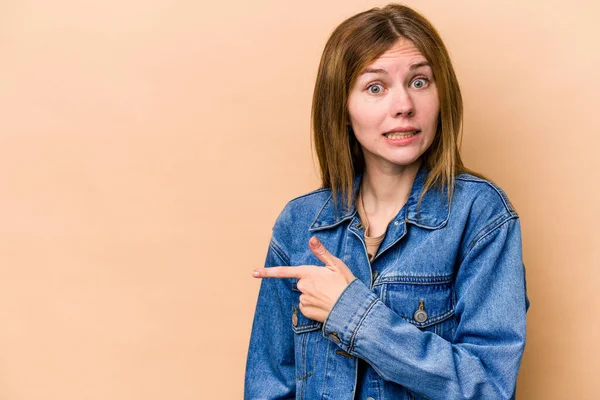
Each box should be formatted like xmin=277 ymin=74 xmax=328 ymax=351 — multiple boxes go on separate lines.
xmin=311 ymin=3 xmax=484 ymax=213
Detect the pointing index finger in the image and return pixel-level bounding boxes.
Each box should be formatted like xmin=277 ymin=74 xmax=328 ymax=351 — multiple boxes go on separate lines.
xmin=309 ymin=236 xmax=337 ymax=266
xmin=253 ymin=266 xmax=307 ymax=279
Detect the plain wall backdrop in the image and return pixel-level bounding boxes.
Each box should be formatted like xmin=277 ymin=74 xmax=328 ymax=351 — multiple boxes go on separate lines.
xmin=1 ymin=0 xmax=599 ymax=398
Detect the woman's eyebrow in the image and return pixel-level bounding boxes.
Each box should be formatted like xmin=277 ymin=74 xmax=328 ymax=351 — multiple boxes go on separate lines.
xmin=359 ymin=61 xmax=431 ymax=76
xmin=409 ymin=61 xmax=431 ymax=70
xmin=359 ymin=68 xmax=388 ymax=76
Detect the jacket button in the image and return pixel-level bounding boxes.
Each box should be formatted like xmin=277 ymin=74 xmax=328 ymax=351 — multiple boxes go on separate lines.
xmin=328 ymin=332 xmax=341 ymax=344
xmin=413 ymin=300 xmax=428 ymax=323
xmin=292 ymin=309 xmax=298 ymax=327
xmin=414 ymin=309 xmax=428 ymax=323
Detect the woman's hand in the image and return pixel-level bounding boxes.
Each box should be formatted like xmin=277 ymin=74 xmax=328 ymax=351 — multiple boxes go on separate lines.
xmin=252 ymin=236 xmax=356 ymax=322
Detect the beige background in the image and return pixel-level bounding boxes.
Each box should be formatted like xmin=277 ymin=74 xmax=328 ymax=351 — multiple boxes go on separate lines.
xmin=1 ymin=0 xmax=598 ymax=398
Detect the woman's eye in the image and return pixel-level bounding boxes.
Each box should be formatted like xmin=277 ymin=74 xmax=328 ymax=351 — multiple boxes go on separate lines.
xmin=366 ymin=83 xmax=384 ymax=94
xmin=411 ymin=78 xmax=429 ymax=89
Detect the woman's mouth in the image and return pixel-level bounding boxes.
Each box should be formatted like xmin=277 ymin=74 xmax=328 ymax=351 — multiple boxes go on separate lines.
xmin=384 ymin=130 xmax=420 ymax=139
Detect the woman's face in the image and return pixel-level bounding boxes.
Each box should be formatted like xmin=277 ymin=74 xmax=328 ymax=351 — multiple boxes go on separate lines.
xmin=347 ymin=37 xmax=440 ymax=172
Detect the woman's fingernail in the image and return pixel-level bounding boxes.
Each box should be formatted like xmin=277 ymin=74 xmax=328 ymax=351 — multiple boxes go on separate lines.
xmin=252 ymin=270 xmax=260 ymax=278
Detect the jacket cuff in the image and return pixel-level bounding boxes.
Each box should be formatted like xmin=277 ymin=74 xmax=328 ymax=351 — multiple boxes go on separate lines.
xmin=322 ymin=278 xmax=379 ymax=353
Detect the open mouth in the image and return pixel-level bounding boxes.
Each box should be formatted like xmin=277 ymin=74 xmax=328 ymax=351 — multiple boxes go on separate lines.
xmin=383 ymin=130 xmax=420 ymax=139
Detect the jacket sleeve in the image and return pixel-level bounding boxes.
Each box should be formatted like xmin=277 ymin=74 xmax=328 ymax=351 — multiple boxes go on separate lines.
xmin=322 ymin=216 xmax=529 ymax=399
xmin=244 ymin=237 xmax=296 ymax=399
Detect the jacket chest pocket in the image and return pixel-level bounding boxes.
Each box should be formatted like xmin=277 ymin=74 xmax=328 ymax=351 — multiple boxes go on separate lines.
xmin=379 ymin=275 xmax=455 ymax=341
xmin=291 ymin=286 xmax=323 ymax=382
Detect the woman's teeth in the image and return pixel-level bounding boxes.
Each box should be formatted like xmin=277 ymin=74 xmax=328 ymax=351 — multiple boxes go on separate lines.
xmin=384 ymin=131 xmax=418 ymax=139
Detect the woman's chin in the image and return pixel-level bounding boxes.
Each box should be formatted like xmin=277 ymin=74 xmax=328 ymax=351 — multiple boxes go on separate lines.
xmin=365 ymin=155 xmax=423 ymax=171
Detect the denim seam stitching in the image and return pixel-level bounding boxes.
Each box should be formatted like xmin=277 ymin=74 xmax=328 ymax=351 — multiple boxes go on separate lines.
xmin=296 ymin=331 xmax=309 ymax=381
xmin=287 ymin=187 xmax=330 ymax=204
xmin=319 ymin=340 xmax=332 ymax=397
xmin=470 ymin=213 xmax=515 ymax=246
xmin=348 ymin=296 xmax=379 ymax=353
xmin=455 ymin=175 xmax=517 ymax=215
xmin=310 ymin=194 xmax=359 ymax=231
xmin=310 ymin=194 xmax=333 ymax=229
xmin=310 ymin=203 xmax=356 ymax=231
xmin=407 ymin=197 xmax=451 ymax=229
xmin=373 ymin=274 xmax=454 ymax=285
xmin=296 ymin=334 xmax=315 ymax=383
xmin=398 ymin=309 xmax=455 ymax=328
xmin=292 ymin=322 xmax=322 ymax=333
xmin=463 ymin=214 xmax=517 ymax=263
xmin=407 ymin=218 xmax=449 ymax=230
xmin=269 ymin=238 xmax=290 ymax=265
xmin=322 ymin=277 xmax=359 ymax=336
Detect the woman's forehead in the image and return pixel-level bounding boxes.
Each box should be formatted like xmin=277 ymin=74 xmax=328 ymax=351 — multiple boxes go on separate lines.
xmin=365 ymin=38 xmax=428 ymax=69
xmin=356 ymin=45 xmax=431 ymax=81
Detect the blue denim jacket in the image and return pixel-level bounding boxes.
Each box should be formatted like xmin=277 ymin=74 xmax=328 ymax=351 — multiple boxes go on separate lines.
xmin=245 ymin=165 xmax=529 ymax=400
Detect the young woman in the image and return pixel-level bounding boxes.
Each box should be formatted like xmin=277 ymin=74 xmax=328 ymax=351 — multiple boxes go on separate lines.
xmin=245 ymin=4 xmax=529 ymax=399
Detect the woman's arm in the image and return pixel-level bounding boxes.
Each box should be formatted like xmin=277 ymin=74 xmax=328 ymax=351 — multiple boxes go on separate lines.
xmin=244 ymin=239 xmax=296 ymax=399
xmin=322 ymin=216 xmax=528 ymax=399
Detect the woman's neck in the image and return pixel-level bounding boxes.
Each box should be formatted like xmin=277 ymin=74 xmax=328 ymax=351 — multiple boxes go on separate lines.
xmin=360 ymin=159 xmax=421 ymax=216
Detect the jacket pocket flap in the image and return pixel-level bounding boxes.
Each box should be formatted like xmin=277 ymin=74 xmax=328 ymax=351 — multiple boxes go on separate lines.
xmin=291 ymin=305 xmax=323 ymax=334
xmin=381 ymin=277 xmax=455 ymax=329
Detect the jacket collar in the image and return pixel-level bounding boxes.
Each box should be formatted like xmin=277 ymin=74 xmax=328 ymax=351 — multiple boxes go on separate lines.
xmin=309 ymin=163 xmax=450 ymax=231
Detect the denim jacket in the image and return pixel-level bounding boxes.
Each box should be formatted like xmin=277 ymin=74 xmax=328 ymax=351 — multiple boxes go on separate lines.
xmin=245 ymin=165 xmax=529 ymax=400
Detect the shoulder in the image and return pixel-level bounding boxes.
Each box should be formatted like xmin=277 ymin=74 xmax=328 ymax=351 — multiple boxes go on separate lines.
xmin=450 ymin=173 xmax=520 ymax=253
xmin=269 ymin=187 xmax=332 ymax=252
xmin=453 ymin=173 xmax=517 ymax=218
xmin=277 ymin=187 xmax=332 ymax=223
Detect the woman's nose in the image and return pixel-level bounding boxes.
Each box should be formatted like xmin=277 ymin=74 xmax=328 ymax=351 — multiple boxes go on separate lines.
xmin=391 ymin=88 xmax=415 ymax=117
